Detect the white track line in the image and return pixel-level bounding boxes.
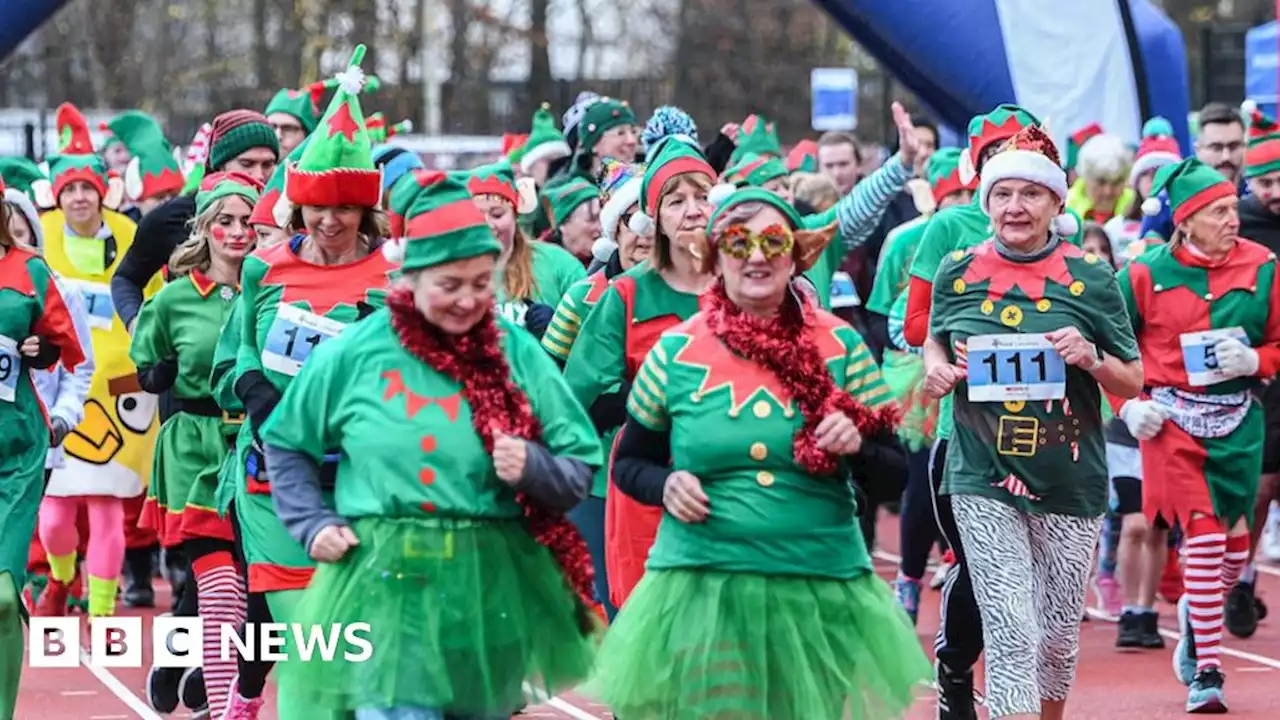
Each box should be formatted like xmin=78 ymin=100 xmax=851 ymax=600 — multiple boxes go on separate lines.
xmin=77 ymin=646 xmax=164 ymax=720
xmin=871 ymin=549 xmax=1280 ymax=671
xmin=523 ymin=682 xmax=602 ymax=720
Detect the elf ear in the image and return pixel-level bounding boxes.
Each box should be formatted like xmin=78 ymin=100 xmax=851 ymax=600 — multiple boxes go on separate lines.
xmin=793 ymin=222 xmax=838 ymax=272
xmin=104 ymin=175 xmax=125 ymax=210
xmin=30 ymin=179 xmax=54 ymax=210
xmin=958 ymin=147 xmax=977 ymax=186
xmin=516 ymin=176 xmax=537 ymax=215
xmin=124 ymin=156 xmax=144 ymax=201
xmin=909 ymin=179 xmax=936 ymax=216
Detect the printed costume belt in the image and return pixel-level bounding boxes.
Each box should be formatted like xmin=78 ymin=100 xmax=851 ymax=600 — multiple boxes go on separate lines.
xmin=1150 ymin=387 xmax=1250 ymax=439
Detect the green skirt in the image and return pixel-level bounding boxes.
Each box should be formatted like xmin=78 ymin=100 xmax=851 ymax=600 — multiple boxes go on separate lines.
xmin=143 ymin=412 xmax=236 ymax=546
xmin=277 ymin=517 xmax=596 ymax=713
xmin=588 ymin=569 xmax=930 ymax=719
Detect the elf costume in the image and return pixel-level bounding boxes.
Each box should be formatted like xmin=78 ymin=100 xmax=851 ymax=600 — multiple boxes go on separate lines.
xmin=101 ymin=111 xmax=185 ymax=209
xmin=591 ymin=186 xmax=926 ymax=719
xmin=0 ymin=233 xmax=86 ymax=719
xmin=1115 ymin=158 xmax=1280 ymax=711
xmin=563 ymin=140 xmax=714 ymax=608
xmin=263 ymin=170 xmax=600 ymax=714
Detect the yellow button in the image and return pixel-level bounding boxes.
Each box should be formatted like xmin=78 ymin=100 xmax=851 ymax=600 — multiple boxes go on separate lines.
xmin=756 ymin=471 xmax=775 ymax=487
xmin=749 ymin=442 xmax=768 ymax=461
xmin=752 ymin=400 xmax=772 ymax=418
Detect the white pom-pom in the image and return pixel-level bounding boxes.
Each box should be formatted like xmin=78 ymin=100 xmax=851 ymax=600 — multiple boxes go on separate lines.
xmin=628 ymin=211 xmax=654 ymax=236
xmin=382 ymin=237 xmax=406 ymax=263
xmin=1051 ymin=213 xmax=1079 ymax=237
xmin=708 ymin=182 xmax=737 ymax=208
xmin=592 ymin=236 xmax=617 ymax=262
xmin=1141 ymin=196 xmax=1163 ymax=217
xmin=336 ymin=65 xmax=366 ymax=96
xmin=401 ymin=119 xmax=414 ymax=133
xmin=1243 ymin=99 xmax=1259 ymax=117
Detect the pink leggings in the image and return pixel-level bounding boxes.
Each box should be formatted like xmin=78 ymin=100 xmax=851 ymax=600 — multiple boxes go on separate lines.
xmin=37 ymin=496 xmax=124 ymax=579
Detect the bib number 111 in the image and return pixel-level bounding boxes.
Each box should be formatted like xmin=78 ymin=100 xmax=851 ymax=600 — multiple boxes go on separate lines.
xmin=967 ymin=334 xmax=1066 ymax=402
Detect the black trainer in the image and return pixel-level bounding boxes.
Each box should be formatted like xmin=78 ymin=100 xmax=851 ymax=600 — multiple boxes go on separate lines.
xmin=935 ymin=659 xmax=978 ymax=720
xmin=1255 ymin=593 xmax=1268 ymax=621
xmin=1116 ymin=611 xmax=1144 ymax=649
xmin=179 ymin=666 xmax=207 ymax=710
xmin=146 ymin=665 xmax=183 ymax=713
xmin=1224 ymin=581 xmax=1260 ymax=638
xmin=1141 ymin=611 xmax=1166 ymax=649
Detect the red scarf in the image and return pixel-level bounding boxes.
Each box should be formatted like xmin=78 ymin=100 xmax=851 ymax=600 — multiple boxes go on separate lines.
xmin=387 ymin=288 xmax=595 ymax=629
xmin=704 ymin=281 xmax=900 ymax=475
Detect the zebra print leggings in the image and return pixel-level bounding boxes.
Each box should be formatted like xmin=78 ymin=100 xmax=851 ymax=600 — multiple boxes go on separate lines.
xmin=952 ymin=495 xmax=1101 ymax=719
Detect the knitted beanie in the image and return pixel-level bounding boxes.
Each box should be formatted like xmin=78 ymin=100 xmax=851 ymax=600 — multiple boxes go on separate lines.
xmin=978 ymin=125 xmax=1078 ymax=236
xmin=206 ymin=109 xmax=280 ymax=171
xmin=562 ymin=92 xmax=602 ymax=151
xmin=382 ymin=171 xmax=501 ymax=271
xmin=195 ymin=171 xmax=263 ymax=216
xmin=642 ymin=106 xmax=698 ymax=156
xmin=1245 ymin=107 xmax=1280 ymax=179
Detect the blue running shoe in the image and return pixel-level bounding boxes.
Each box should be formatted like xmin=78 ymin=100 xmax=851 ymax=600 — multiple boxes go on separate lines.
xmin=1186 ymin=667 xmax=1227 ymax=713
xmin=1173 ymin=594 xmax=1197 ymax=686
xmin=894 ymin=576 xmax=921 ymax=625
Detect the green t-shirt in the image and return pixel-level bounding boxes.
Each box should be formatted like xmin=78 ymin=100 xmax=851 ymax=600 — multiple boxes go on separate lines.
xmin=627 ymin=310 xmax=890 ymax=578
xmin=261 ymin=310 xmax=603 ymax=519
xmin=867 ymin=215 xmax=930 ymax=316
xmin=929 ymin=240 xmax=1140 ymax=516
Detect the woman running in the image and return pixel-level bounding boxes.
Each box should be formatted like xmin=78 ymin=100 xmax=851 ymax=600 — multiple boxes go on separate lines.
xmin=593 ymin=186 xmax=928 ymax=718
xmin=261 ymin=170 xmax=600 ymax=719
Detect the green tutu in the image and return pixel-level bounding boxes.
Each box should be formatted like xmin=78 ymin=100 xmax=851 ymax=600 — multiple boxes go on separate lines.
xmin=587 ymin=569 xmax=930 ymax=719
xmin=277 ymin=517 xmax=596 ymax=714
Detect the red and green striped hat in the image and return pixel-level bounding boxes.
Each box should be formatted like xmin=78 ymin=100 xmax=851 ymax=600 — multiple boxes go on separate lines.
xmin=1147 ymin=158 xmax=1236 ymax=225
xmin=961 ymin=104 xmax=1042 ymax=182
xmin=722 ymin=153 xmax=788 ymax=188
xmin=382 ymin=171 xmax=501 ymax=271
xmin=102 ymin=111 xmax=184 ymax=202
xmin=1246 ymin=108 xmax=1280 ymax=179
xmin=926 ymin=148 xmax=976 ymax=205
xmin=285 ymin=44 xmax=382 ymax=209
xmin=632 ymin=137 xmax=714 ymax=235
xmin=1065 ymin=122 xmax=1104 ymax=172
xmin=463 ymin=160 xmax=534 ymax=213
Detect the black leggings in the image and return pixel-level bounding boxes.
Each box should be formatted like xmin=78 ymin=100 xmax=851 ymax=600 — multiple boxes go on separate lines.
xmin=899 ymin=448 xmax=946 ymax=579
xmin=229 ymin=502 xmax=274 ymax=698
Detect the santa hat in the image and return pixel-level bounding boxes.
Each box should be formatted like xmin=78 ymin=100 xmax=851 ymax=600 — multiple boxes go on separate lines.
xmin=285 ymin=44 xmax=382 ymax=210
xmin=520 ymin=103 xmax=572 ymax=174
xmin=462 ymin=160 xmax=535 ymax=215
xmin=1245 ymin=107 xmax=1280 ymax=179
xmin=729 ymin=114 xmax=782 ymax=165
xmin=927 ymin=147 xmax=977 ymax=206
xmin=1129 ymin=116 xmax=1181 ymax=186
xmin=630 ymin=138 xmax=715 ymax=238
xmin=1144 ymin=157 xmax=1236 ymax=225
xmin=592 ymin=159 xmax=646 ymax=262
xmin=180 ymin=122 xmax=214 ymax=194
xmin=787 ymin=140 xmax=818 ymax=173
xmin=381 ymin=171 xmax=501 ymax=270
xmin=33 ymin=103 xmax=121 ymax=209
xmin=101 ymin=111 xmax=184 ymax=202
xmin=959 ymin=104 xmax=1042 ymax=185
xmin=978 ymin=125 xmax=1078 ymax=237
xmin=721 ymin=153 xmax=788 ymax=189
xmin=1066 ymin=122 xmax=1104 ymax=172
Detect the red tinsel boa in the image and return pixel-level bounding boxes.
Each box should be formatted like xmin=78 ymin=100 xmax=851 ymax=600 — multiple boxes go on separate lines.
xmin=704 ymin=281 xmax=900 ymax=475
xmin=386 ymin=288 xmax=596 ymax=625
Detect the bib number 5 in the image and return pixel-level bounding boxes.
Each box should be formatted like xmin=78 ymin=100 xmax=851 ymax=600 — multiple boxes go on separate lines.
xmin=966 ymin=333 xmax=1066 ymax=402
xmin=262 ymin=304 xmax=346 ymax=377
xmin=1181 ymin=327 xmax=1249 ymax=387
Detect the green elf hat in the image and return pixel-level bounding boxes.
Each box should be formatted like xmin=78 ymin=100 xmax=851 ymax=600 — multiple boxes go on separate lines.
xmin=927 ymin=147 xmax=977 ymax=206
xmin=251 ymin=134 xmax=312 ymax=229
xmin=959 ymin=103 xmax=1042 ymax=184
xmin=1065 ymin=122 xmax=1104 ymax=172
xmin=786 ymin=139 xmax=818 ymax=173
xmin=381 ymin=170 xmax=501 ymax=271
xmin=101 ymin=111 xmax=184 ymax=202
xmin=365 ymin=113 xmax=413 ymax=145
xmin=265 ymin=72 xmax=382 ymax=134
xmin=721 ymin=153 xmax=789 ymax=189
xmin=576 ymin=97 xmax=638 ymax=156
xmin=463 ymin=160 xmax=536 ymax=215
xmin=0 ymin=156 xmax=46 ymax=196
xmin=285 ymin=44 xmax=382 ymax=210
xmin=33 ymin=103 xmax=122 ymax=210
xmin=702 ymin=186 xmax=825 ymax=274
xmin=195 ymin=171 xmax=262 ymax=216
xmin=519 ymin=102 xmax=571 ymax=174
xmin=1245 ymin=105 xmax=1280 ymax=179
xmin=538 ymin=176 xmax=599 ymax=229
xmin=729 ymin=114 xmax=783 ymax=164
xmin=630 ymin=138 xmax=714 ymax=237
xmin=1142 ymin=157 xmax=1236 ymax=225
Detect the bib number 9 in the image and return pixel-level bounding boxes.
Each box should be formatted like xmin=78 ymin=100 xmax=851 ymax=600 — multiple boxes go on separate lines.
xmin=0 ymin=335 xmax=20 ymax=403
xmin=966 ymin=333 xmax=1066 ymax=402
xmin=261 ymin=304 xmax=346 ymax=377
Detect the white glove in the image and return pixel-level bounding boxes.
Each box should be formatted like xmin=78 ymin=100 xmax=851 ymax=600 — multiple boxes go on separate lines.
xmin=1213 ymin=337 xmax=1259 ymax=379
xmin=1119 ymin=400 xmax=1167 ymax=441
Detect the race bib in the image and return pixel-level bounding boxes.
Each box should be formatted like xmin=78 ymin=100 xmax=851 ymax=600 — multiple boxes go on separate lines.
xmin=966 ymin=333 xmax=1066 ymax=402
xmin=1181 ymin=327 xmax=1249 ymax=388
xmin=829 ymin=271 xmax=860 ymax=308
xmin=0 ymin=335 xmax=18 ymax=403
xmin=261 ymin=304 xmax=346 ymax=377
xmin=67 ymin=280 xmax=115 ymax=330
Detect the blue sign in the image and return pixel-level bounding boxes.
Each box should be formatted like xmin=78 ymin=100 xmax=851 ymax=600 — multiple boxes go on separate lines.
xmin=1246 ymin=22 xmax=1279 ymax=110
xmin=811 ymin=68 xmax=858 ymax=132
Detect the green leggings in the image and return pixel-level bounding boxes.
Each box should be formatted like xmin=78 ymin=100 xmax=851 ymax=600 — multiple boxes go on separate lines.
xmin=267 ymin=588 xmax=350 ymax=720
xmin=0 ymin=573 xmax=22 ymax=720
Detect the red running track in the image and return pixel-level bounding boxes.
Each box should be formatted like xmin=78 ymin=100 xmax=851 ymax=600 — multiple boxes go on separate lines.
xmin=19 ymin=512 xmax=1280 ymax=718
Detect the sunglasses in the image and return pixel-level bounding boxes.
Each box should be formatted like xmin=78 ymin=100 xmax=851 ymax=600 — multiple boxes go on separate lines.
xmin=718 ymin=223 xmax=794 ymax=261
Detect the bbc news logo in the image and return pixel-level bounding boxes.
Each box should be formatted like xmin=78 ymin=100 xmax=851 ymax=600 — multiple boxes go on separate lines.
xmin=29 ymin=617 xmax=373 ymax=668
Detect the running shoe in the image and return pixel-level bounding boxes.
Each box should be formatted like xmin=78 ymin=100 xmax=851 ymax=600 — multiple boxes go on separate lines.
xmin=180 ymin=666 xmax=207 ymax=710
xmin=934 ymin=659 xmax=978 ymax=720
xmin=930 ymin=549 xmax=956 ymax=590
xmin=1186 ymin=667 xmax=1227 ymax=713
xmin=1093 ymin=572 xmax=1122 ymax=616
xmin=1140 ymin=611 xmax=1165 ymax=649
xmin=1224 ymin=581 xmax=1260 ymax=638
xmin=1173 ymin=594 xmax=1197 ymax=686
xmin=220 ymin=675 xmax=264 ymax=719
xmin=1115 ymin=610 xmax=1143 ymax=649
xmin=894 ymin=576 xmax=922 ymax=625
xmin=146 ymin=665 xmax=184 ymax=713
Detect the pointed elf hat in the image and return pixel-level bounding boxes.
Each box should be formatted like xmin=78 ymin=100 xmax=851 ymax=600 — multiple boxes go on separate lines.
xmin=1143 ymin=157 xmax=1236 ymax=225
xmin=385 ymin=167 xmax=437 ymax=239
xmin=959 ymin=104 xmax=1043 ymax=185
xmin=593 ymin=158 xmax=646 ymax=262
xmin=1245 ymin=107 xmax=1280 ymax=179
xmin=381 ymin=170 xmax=502 ymax=271
xmin=1130 ymin=116 xmax=1181 ymax=186
xmin=630 ymin=136 xmax=714 ymax=237
xmin=265 ymin=72 xmax=382 ymax=134
xmin=252 ymin=134 xmax=312 ymax=229
xmin=729 ymin=113 xmax=783 ymax=164
xmin=978 ymin=124 xmax=1078 ymax=237
xmin=927 ymin=147 xmax=977 ymax=206
xmin=0 ymin=156 xmax=47 ymax=197
xmin=520 ymin=103 xmax=571 ymax=174
xmin=462 ymin=160 xmax=536 ymax=215
xmin=284 ymin=44 xmax=382 ymax=210
xmin=502 ymin=133 xmax=529 ymax=165
xmin=33 ymin=103 xmax=122 ymax=210
xmin=102 ymin=111 xmax=184 ymax=201
xmin=787 ymin=139 xmax=818 ymax=173
xmin=721 ymin=152 xmax=788 ymax=189
xmin=365 ymin=113 xmax=413 ymax=144
xmin=1065 ymin=122 xmax=1104 ymax=172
